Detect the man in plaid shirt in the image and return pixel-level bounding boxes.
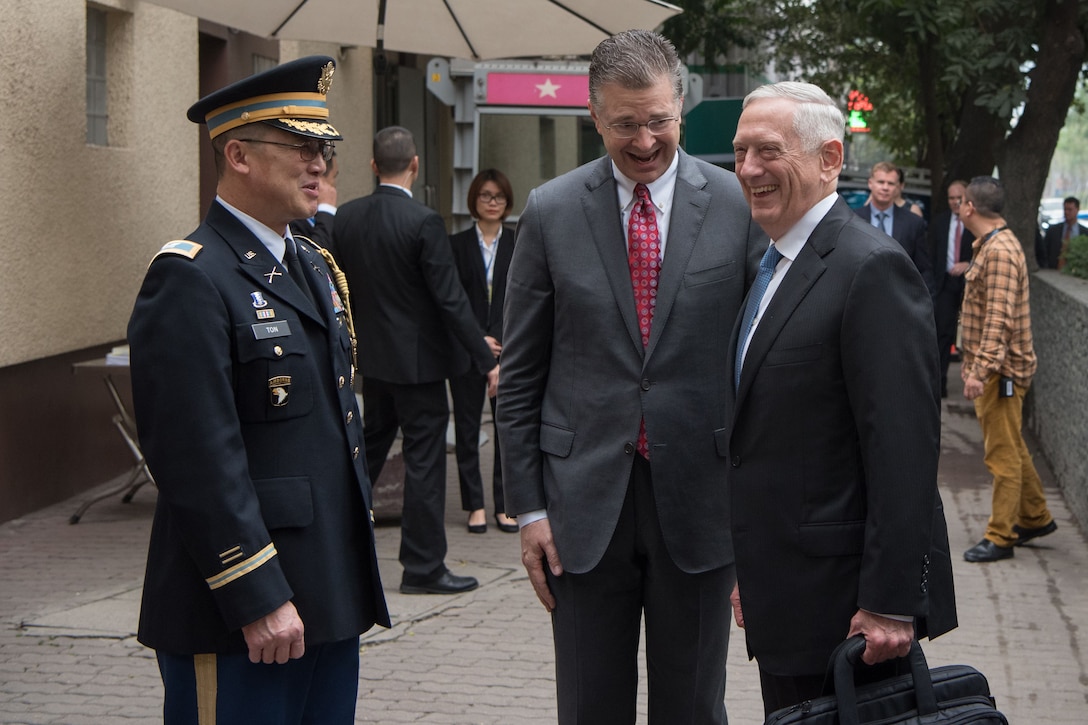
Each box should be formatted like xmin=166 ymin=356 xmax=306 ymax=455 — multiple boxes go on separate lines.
xmin=958 ymin=176 xmax=1057 ymax=563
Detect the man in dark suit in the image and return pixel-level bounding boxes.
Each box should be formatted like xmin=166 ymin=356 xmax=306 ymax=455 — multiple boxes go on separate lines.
xmin=729 ymin=81 xmax=957 ymax=716
xmin=127 ymin=57 xmax=389 ymax=723
xmin=855 ymin=161 xmax=935 ymax=295
xmin=1037 ymin=196 xmax=1088 ymax=269
xmin=334 ymin=126 xmax=498 ymax=595
xmin=497 ymin=30 xmax=758 ymax=724
xmin=930 ymin=179 xmax=975 ymax=397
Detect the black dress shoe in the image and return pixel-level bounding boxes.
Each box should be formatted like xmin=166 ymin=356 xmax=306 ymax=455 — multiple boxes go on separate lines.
xmin=467 ymin=522 xmax=487 ymax=534
xmin=1014 ymin=520 xmax=1057 ymax=546
xmin=964 ymin=539 xmax=1014 ymax=563
xmin=400 ymin=571 xmax=479 ymax=595
xmin=494 ymin=514 xmax=519 ymax=534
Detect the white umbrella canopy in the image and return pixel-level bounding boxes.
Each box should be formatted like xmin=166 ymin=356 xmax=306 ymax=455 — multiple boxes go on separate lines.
xmin=146 ymin=0 xmax=683 ymax=60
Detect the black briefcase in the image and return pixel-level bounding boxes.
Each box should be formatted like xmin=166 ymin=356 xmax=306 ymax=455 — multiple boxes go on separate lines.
xmin=764 ymin=636 xmax=1008 ymax=724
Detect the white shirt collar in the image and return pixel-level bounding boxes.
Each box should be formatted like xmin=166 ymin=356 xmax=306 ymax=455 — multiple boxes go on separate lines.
xmin=216 ymin=195 xmax=290 ymax=262
xmin=380 ymin=182 xmax=413 ymax=198
xmin=773 ymin=193 xmax=839 ymax=261
xmin=612 ymin=152 xmax=680 ymax=215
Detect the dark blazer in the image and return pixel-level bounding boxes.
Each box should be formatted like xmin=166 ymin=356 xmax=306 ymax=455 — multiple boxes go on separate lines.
xmin=498 ymin=151 xmax=760 ymax=574
xmin=1037 ymin=221 xmax=1088 ymax=268
xmin=729 ymin=198 xmax=957 ymax=675
xmin=448 ymin=225 xmax=515 ymax=341
xmin=333 ymin=186 xmax=495 ymax=384
xmin=128 ymin=201 xmax=389 ymax=655
xmin=290 ymin=209 xmax=335 ymax=251
xmin=929 ymin=209 xmax=975 ymax=297
xmin=856 ymin=203 xmax=935 ymax=295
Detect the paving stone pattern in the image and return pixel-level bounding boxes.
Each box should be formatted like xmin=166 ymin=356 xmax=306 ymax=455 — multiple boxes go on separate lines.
xmin=1 ymin=381 xmax=1086 ymax=723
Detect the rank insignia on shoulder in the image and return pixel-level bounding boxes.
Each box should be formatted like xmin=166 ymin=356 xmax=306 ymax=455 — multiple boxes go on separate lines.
xmin=269 ymin=375 xmax=291 ymax=406
xmin=151 ymin=240 xmax=203 ymax=265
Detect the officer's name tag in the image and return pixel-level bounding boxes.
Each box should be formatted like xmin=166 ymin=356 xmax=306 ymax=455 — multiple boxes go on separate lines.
xmin=252 ymin=321 xmax=292 ymax=339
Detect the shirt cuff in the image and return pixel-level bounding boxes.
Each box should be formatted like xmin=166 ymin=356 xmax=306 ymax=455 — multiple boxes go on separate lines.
xmin=317 ymin=203 xmax=337 ymax=215
xmin=516 ymin=509 xmax=548 ymax=529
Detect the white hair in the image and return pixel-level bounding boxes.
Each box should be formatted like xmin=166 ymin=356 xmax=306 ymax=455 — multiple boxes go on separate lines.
xmin=744 ymin=81 xmax=845 ymax=153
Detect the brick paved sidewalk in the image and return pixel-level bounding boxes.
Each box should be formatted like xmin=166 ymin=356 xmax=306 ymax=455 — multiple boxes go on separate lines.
xmin=1 ymin=393 xmax=1085 ymax=723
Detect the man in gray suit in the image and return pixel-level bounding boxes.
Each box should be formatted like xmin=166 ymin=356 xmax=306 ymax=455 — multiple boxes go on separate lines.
xmin=497 ymin=29 xmax=758 ymax=724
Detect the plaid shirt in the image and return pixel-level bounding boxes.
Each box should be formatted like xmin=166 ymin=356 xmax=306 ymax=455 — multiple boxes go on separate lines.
xmin=960 ymin=226 xmax=1037 ymax=385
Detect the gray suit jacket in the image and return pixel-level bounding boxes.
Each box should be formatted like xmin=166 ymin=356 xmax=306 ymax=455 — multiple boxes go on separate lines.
xmin=729 ymin=198 xmax=956 ymax=674
xmin=497 ymin=151 xmax=760 ymax=574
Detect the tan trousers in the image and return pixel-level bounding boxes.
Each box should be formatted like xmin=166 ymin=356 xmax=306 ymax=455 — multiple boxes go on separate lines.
xmin=974 ymin=375 xmax=1052 ymax=546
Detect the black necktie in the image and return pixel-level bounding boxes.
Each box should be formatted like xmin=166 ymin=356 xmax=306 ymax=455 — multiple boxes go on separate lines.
xmin=284 ymin=239 xmax=317 ymax=309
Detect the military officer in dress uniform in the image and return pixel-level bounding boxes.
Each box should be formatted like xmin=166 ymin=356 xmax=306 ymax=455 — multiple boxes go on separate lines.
xmin=127 ymin=56 xmax=389 ymax=725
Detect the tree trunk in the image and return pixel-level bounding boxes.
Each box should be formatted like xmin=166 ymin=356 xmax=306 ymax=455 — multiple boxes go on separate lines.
xmin=997 ymin=0 xmax=1085 ymax=267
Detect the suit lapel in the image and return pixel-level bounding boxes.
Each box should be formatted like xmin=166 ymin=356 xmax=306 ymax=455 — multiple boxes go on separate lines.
xmin=581 ymin=158 xmax=644 ymax=353
xmin=489 ymin=227 xmax=515 ymax=321
xmin=648 ymin=152 xmax=706 ymax=359
xmin=734 ymin=201 xmax=852 ymax=409
xmin=206 ymin=202 xmax=327 ymax=328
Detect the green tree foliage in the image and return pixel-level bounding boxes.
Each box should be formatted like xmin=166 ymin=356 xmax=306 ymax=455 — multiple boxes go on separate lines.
xmin=662 ymin=0 xmax=1088 ymax=262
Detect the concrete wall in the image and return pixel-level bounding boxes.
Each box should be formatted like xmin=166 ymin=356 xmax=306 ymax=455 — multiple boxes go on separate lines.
xmin=1027 ymin=270 xmax=1088 ymax=531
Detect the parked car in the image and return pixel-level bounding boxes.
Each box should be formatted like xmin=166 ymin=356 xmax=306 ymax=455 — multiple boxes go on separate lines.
xmin=1039 ymin=197 xmax=1065 ymax=232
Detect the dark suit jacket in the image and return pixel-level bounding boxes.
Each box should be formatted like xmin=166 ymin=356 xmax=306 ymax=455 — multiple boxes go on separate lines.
xmin=449 ymin=225 xmax=515 ymax=342
xmin=498 ymin=151 xmax=761 ymax=574
xmin=333 ymin=186 xmax=495 ymax=384
xmin=1037 ymin=221 xmax=1088 ymax=268
xmin=729 ymin=198 xmax=957 ymax=675
xmin=856 ymin=203 xmax=935 ymax=295
xmin=929 ymin=210 xmax=975 ymax=296
xmin=290 ymin=209 xmax=335 ymax=251
xmin=129 ymin=201 xmax=389 ymax=655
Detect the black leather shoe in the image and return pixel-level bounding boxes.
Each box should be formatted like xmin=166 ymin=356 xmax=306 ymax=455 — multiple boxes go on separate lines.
xmin=964 ymin=539 xmax=1014 ymax=563
xmin=494 ymin=514 xmax=519 ymax=534
xmin=400 ymin=571 xmax=479 ymax=595
xmin=1014 ymin=520 xmax=1057 ymax=546
xmin=467 ymin=522 xmax=487 ymax=534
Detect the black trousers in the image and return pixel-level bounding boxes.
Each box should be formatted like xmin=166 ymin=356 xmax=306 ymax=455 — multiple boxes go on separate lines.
xmin=547 ymin=455 xmax=735 ymax=724
xmin=361 ymin=377 xmax=449 ymax=584
xmin=448 ymin=371 xmax=505 ymax=515
xmin=934 ymin=277 xmax=965 ymax=394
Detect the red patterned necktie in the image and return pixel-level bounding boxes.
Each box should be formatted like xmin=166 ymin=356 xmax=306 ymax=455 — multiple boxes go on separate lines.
xmin=628 ymin=183 xmax=660 ymax=458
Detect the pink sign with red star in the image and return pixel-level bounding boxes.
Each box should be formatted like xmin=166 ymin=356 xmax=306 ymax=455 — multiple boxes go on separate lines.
xmin=485 ymin=73 xmax=589 ymax=108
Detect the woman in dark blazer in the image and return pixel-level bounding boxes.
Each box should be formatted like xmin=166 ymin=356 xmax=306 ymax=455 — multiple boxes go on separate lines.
xmin=449 ymin=169 xmax=518 ymax=533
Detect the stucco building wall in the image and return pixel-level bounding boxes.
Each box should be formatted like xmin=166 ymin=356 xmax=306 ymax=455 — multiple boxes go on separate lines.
xmin=0 ymin=2 xmax=374 ymax=522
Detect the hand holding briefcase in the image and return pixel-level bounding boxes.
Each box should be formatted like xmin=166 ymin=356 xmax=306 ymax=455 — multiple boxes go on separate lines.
xmin=764 ymin=635 xmax=1007 ymax=724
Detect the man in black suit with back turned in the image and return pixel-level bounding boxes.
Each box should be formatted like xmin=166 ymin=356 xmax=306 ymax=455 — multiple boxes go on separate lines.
xmin=930 ymin=179 xmax=975 ymax=397
xmin=856 ymin=160 xmax=935 ymax=296
xmin=729 ymin=81 xmax=957 ymax=716
xmin=333 ymin=126 xmax=498 ymax=595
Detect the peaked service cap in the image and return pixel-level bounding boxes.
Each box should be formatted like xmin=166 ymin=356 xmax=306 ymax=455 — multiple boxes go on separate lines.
xmin=187 ymin=55 xmax=342 ymax=141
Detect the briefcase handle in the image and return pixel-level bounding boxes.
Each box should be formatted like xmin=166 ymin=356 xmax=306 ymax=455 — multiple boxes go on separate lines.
xmin=832 ymin=635 xmax=938 ymax=725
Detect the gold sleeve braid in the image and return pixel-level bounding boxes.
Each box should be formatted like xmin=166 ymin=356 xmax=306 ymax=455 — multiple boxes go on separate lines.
xmin=297 ymin=236 xmax=358 ymax=374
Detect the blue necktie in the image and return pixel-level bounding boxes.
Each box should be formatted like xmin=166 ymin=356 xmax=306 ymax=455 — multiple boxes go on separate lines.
xmin=735 ymin=244 xmax=783 ymax=390
xmin=875 ymin=211 xmax=888 ymax=234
